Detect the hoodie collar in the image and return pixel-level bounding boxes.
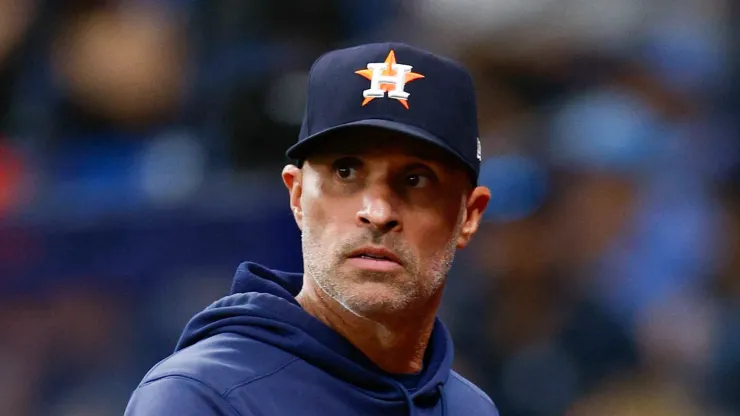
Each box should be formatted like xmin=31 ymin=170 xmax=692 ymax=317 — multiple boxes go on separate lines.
xmin=177 ymin=261 xmax=453 ymax=402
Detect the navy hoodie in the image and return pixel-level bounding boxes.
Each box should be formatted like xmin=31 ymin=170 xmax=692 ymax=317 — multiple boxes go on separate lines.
xmin=125 ymin=262 xmax=498 ymax=415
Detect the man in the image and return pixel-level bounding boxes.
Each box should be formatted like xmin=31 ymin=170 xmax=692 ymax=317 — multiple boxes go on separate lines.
xmin=125 ymin=42 xmax=496 ymax=415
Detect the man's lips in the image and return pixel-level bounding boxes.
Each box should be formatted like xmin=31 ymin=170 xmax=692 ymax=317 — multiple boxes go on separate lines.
xmin=347 ymin=246 xmax=403 ymax=265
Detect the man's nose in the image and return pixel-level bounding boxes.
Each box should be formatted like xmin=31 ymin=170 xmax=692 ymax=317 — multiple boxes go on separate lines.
xmin=356 ymin=188 xmax=401 ymax=233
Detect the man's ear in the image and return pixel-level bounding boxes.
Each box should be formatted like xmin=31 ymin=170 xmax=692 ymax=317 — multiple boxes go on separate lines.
xmin=282 ymin=164 xmax=303 ymax=229
xmin=457 ymin=186 xmax=491 ymax=249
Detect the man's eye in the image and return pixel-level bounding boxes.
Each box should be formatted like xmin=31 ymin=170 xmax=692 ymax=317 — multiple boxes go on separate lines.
xmin=406 ymin=174 xmax=430 ymax=188
xmin=332 ymin=156 xmax=362 ymax=181
xmin=333 ymin=158 xmax=361 ymax=180
xmin=336 ymin=166 xmax=357 ymax=179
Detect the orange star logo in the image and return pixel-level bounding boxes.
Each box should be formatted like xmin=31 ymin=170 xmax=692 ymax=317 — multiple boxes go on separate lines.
xmin=355 ymin=50 xmax=425 ymax=109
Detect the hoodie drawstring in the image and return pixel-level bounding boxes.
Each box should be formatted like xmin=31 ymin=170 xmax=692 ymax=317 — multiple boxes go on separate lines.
xmin=437 ymin=384 xmax=446 ymax=416
xmin=398 ymin=382 xmax=445 ymax=416
xmin=402 ymin=387 xmax=416 ymax=416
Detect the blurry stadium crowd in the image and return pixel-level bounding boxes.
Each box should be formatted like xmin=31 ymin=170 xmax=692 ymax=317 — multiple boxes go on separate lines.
xmin=0 ymin=1 xmax=738 ymax=415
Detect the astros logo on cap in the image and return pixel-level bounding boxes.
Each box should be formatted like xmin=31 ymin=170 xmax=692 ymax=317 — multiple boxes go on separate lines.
xmin=355 ymin=50 xmax=425 ymax=109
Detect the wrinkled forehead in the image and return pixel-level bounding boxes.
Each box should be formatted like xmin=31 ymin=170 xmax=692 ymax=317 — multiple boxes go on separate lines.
xmin=303 ymin=126 xmax=462 ymax=167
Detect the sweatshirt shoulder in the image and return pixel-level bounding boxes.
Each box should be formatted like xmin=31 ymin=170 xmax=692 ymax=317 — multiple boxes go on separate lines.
xmin=141 ymin=332 xmax=299 ymax=395
xmin=445 ymin=370 xmax=499 ymax=415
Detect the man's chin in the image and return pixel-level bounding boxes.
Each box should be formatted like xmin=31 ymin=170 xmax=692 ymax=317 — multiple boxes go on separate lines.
xmin=333 ymin=283 xmax=417 ymax=317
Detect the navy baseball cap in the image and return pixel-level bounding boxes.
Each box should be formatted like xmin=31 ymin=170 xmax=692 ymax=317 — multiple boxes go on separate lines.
xmin=286 ymin=42 xmax=482 ymax=183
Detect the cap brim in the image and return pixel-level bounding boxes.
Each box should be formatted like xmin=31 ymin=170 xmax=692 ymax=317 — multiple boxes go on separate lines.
xmin=285 ymin=119 xmax=474 ymax=177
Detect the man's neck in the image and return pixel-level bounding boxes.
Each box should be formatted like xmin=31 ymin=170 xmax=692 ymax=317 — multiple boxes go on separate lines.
xmin=296 ymin=280 xmax=441 ymax=374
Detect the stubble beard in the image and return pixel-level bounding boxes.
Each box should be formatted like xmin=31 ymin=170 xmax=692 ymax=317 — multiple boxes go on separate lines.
xmin=300 ymin=219 xmax=463 ymax=320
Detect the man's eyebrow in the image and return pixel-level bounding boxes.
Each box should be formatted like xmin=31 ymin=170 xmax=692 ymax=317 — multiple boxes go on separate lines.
xmin=403 ymin=161 xmax=437 ymax=172
xmin=405 ymin=149 xmax=458 ymax=167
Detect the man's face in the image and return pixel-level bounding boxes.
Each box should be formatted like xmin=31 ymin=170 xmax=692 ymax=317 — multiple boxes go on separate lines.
xmin=283 ymin=129 xmax=489 ymax=320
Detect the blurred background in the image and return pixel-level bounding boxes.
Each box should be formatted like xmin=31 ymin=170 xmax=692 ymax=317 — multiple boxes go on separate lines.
xmin=0 ymin=0 xmax=738 ymax=415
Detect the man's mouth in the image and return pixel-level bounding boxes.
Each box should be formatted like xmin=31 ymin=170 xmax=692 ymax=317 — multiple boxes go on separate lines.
xmin=357 ymin=253 xmax=390 ymax=260
xmin=347 ymin=246 xmax=402 ymax=265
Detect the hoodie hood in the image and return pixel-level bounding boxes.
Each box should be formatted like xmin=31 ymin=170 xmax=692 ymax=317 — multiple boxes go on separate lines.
xmin=175 ymin=261 xmax=454 ymax=405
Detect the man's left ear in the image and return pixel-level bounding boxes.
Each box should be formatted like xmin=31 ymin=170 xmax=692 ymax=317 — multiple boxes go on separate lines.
xmin=457 ymin=186 xmax=491 ymax=249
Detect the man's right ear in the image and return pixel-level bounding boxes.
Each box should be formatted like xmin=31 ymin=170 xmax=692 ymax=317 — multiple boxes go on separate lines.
xmin=282 ymin=164 xmax=303 ymax=229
